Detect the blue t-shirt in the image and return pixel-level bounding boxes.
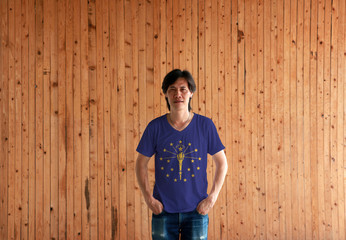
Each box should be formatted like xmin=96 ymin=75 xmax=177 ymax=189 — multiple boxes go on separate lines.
xmin=136 ymin=113 xmax=225 ymax=213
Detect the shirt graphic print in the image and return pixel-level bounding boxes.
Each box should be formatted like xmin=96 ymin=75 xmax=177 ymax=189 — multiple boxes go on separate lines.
xmin=159 ymin=140 xmax=201 ymax=183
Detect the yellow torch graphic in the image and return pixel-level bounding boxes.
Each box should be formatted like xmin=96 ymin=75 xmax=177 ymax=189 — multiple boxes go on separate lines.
xmin=160 ymin=141 xmax=199 ymax=182
xmin=177 ymin=152 xmax=185 ymax=180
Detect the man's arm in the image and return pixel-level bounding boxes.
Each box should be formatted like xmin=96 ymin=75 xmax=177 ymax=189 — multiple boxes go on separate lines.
xmin=135 ymin=153 xmax=163 ymax=214
xmin=197 ymin=150 xmax=228 ymax=215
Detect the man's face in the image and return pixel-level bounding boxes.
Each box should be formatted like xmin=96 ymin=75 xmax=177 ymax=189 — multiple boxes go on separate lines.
xmin=165 ymin=78 xmax=193 ymax=111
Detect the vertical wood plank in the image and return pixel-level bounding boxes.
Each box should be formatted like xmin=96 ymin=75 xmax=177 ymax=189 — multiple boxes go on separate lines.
xmin=336 ymin=1 xmax=345 ymax=239
xmin=185 ymin=0 xmax=192 ymax=76
xmin=116 ymin=0 xmax=127 ymax=238
xmin=80 ymin=0 xmax=90 ymax=237
xmin=34 ymin=0 xmax=44 ymax=238
xmin=58 ymin=0 xmax=67 ymax=237
xmin=72 ymin=0 xmax=82 ymax=238
xmin=88 ymin=0 xmax=99 ymax=237
xmin=198 ymin=0 xmax=205 ymax=116
xmin=102 ymin=0 xmax=112 ymax=238
xmin=146 ymin=0 xmax=154 ymax=120
xmin=263 ymin=0 xmax=272 ymax=238
xmin=296 ymin=0 xmax=305 ymax=238
xmin=66 ymin=0 xmax=74 ymax=238
xmin=166 ymin=0 xmax=173 ymax=71
xmin=0 ymin=0 xmax=9 ymax=239
xmin=7 ymin=0 xmax=16 ymax=238
xmin=323 ymin=1 xmax=333 ymax=239
xmin=290 ymin=0 xmax=299 ymax=238
xmin=87 ymin=0 xmax=98 ymax=238
xmin=14 ymin=0 xmax=23 ymax=238
xmin=250 ymin=0 xmax=260 ymax=238
xmin=276 ymin=0 xmax=285 ymax=238
xmin=43 ymin=0 xmax=52 ymax=239
xmin=230 ymin=0 xmax=240 ymax=238
xmin=330 ymin=0 xmax=339 ymax=238
xmin=270 ymin=0 xmax=280 ymax=237
xmin=20 ymin=0 xmax=30 ymax=238
xmin=0 ymin=0 xmax=5 ymax=234
xmin=95 ymin=0 xmax=105 ymax=238
xmin=179 ymin=0 xmax=186 ymax=69
xmin=205 ymin=0 xmax=211 ymax=118
xmin=237 ymin=0 xmax=246 ymax=235
xmin=190 ymin=0 xmax=198 ymax=112
xmin=257 ymin=1 xmax=266 ymax=239
xmin=50 ymin=0 xmax=59 ymax=238
xmin=109 ymin=0 xmax=120 ymax=238
xmin=153 ymin=0 xmax=160 ymax=117
xmin=124 ymin=0 xmax=134 ymax=238
xmin=302 ymin=0 xmax=312 ymax=238
xmin=283 ymin=0 xmax=293 ymax=238
xmin=309 ymin=0 xmax=319 ymax=238
xmin=159 ymin=0 xmax=167 ymax=114
xmin=273 ymin=0 xmax=280 ymax=238
xmin=12 ymin=1 xmax=22 ymax=239
xmin=172 ymin=0 xmax=179 ymax=68
xmin=28 ymin=0 xmax=36 ymax=238
xmin=244 ymin=0 xmax=254 ymax=238
xmin=317 ymin=0 xmax=326 ymax=238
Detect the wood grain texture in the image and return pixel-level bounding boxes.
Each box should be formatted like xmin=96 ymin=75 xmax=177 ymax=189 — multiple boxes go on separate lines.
xmin=0 ymin=0 xmax=344 ymax=239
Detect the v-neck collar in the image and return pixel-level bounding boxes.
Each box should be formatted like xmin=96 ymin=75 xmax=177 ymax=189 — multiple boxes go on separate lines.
xmin=165 ymin=113 xmax=195 ymax=133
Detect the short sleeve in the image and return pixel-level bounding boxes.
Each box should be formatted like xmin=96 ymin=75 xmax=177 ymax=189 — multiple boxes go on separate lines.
xmin=207 ymin=120 xmax=225 ymax=155
xmin=136 ymin=123 xmax=156 ymax=157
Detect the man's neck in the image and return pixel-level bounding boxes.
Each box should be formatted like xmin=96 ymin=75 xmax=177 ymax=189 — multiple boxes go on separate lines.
xmin=169 ymin=110 xmax=190 ymax=124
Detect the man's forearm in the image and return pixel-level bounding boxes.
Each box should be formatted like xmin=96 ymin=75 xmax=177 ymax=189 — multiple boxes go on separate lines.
xmin=209 ymin=162 xmax=227 ymax=199
xmin=135 ymin=156 xmax=151 ymax=201
xmin=209 ymin=151 xmax=228 ymax=200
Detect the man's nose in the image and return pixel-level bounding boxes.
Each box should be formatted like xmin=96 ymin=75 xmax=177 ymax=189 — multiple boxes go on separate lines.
xmin=175 ymin=90 xmax=182 ymax=97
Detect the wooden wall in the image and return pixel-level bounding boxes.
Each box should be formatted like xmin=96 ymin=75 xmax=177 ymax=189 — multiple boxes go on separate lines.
xmin=0 ymin=0 xmax=345 ymax=239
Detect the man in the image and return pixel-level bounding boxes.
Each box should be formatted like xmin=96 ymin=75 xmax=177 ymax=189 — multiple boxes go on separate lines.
xmin=136 ymin=69 xmax=228 ymax=239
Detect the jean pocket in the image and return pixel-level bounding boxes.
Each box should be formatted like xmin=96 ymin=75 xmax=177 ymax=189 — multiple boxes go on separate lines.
xmin=152 ymin=210 xmax=165 ymax=217
xmin=195 ymin=209 xmax=208 ymax=217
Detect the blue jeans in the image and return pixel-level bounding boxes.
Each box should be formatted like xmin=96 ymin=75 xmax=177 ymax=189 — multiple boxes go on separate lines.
xmin=152 ymin=209 xmax=209 ymax=240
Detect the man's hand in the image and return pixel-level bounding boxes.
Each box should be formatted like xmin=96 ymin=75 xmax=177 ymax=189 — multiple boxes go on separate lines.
xmin=146 ymin=196 xmax=164 ymax=215
xmin=196 ymin=194 xmax=217 ymax=215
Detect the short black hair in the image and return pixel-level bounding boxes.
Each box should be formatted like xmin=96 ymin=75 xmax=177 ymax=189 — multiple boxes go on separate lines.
xmin=161 ymin=69 xmax=196 ymax=111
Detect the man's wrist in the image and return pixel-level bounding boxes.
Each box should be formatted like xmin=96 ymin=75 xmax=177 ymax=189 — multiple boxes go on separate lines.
xmin=208 ymin=192 xmax=218 ymax=204
xmin=146 ymin=193 xmax=152 ymax=200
